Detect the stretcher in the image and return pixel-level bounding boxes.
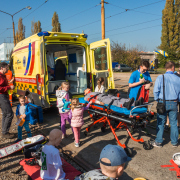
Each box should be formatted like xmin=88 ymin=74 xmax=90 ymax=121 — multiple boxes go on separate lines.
xmin=79 ymin=97 xmax=154 ymax=155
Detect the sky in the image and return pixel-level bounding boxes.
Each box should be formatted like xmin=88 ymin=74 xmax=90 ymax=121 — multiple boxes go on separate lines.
xmin=0 ymin=0 xmax=166 ymax=52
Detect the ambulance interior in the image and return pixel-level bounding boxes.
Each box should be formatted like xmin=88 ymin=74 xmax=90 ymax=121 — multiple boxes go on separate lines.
xmin=45 ymin=44 xmax=87 ymax=95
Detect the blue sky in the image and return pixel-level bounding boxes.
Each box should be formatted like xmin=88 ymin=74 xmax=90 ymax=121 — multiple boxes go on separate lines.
xmin=0 ymin=0 xmax=166 ymax=51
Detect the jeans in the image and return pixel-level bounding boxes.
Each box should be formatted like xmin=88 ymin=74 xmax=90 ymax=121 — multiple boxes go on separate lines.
xmin=155 ymin=101 xmax=178 ymax=145
xmin=0 ymin=94 xmax=14 ymax=134
xmin=18 ymin=120 xmax=32 ymax=140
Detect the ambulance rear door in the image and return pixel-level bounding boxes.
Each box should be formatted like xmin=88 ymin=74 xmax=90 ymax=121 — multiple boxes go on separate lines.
xmin=89 ymin=38 xmax=115 ymax=91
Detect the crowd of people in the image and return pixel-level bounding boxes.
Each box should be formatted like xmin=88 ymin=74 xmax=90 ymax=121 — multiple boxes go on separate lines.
xmin=0 ymin=60 xmax=180 ymax=179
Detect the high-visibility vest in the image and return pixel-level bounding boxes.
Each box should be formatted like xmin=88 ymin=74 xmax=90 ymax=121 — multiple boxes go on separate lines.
xmin=5 ymin=70 xmax=13 ymax=85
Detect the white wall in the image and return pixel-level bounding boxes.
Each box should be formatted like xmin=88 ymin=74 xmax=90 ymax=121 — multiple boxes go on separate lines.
xmin=0 ymin=43 xmax=14 ymax=61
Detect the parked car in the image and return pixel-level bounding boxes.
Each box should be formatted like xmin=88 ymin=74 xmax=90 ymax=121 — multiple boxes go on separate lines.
xmin=113 ymin=64 xmax=133 ymax=72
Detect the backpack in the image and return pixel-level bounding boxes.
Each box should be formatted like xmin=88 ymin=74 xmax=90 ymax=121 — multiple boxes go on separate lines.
xmin=56 ymin=90 xmax=70 ymax=113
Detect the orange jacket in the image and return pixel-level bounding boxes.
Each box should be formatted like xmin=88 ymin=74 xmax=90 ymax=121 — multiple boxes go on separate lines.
xmin=5 ymin=70 xmax=13 ymax=85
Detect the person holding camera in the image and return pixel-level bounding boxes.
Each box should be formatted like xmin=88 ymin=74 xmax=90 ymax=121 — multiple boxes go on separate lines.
xmin=152 ymin=61 xmax=180 ymax=147
xmin=0 ymin=62 xmax=14 ymax=139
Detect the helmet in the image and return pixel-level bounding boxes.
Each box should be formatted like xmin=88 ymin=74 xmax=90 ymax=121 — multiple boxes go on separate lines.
xmin=173 ymin=153 xmax=180 ymax=165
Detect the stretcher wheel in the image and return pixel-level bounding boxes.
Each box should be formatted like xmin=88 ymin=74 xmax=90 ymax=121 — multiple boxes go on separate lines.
xmin=84 ymin=131 xmax=90 ymax=136
xmin=101 ymin=126 xmax=106 ymax=132
xmin=124 ymin=147 xmax=133 ymax=157
xmin=143 ymin=141 xmax=151 ymax=150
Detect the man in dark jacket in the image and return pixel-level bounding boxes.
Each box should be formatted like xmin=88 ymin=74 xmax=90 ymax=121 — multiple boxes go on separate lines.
xmin=0 ymin=62 xmax=14 ymax=139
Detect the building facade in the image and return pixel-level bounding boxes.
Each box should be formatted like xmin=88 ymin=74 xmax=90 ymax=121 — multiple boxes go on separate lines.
xmin=0 ymin=43 xmax=14 ymax=61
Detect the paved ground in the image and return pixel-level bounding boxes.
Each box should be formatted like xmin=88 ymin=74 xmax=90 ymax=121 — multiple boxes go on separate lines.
xmin=0 ymin=72 xmax=180 ymax=180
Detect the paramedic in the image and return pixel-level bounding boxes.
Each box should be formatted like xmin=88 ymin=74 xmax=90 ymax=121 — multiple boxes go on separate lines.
xmin=75 ymin=144 xmax=131 ymax=179
xmin=152 ymin=61 xmax=180 ymax=147
xmin=128 ymin=60 xmax=153 ymax=100
xmin=0 ymin=62 xmax=14 ymax=139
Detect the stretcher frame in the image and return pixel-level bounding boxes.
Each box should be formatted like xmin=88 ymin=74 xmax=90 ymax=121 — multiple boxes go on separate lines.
xmin=81 ymin=101 xmax=154 ymax=154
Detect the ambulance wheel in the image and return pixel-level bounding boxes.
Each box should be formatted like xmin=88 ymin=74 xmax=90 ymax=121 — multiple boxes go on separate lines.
xmin=120 ymin=70 xmax=123 ymax=72
xmin=101 ymin=126 xmax=106 ymax=132
xmin=27 ymin=94 xmax=34 ymax=104
xmin=84 ymin=131 xmax=90 ymax=136
xmin=143 ymin=141 xmax=151 ymax=150
xmin=124 ymin=147 xmax=133 ymax=157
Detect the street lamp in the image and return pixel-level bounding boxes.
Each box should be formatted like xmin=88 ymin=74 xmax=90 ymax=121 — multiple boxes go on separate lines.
xmin=0 ymin=6 xmax=32 ymax=46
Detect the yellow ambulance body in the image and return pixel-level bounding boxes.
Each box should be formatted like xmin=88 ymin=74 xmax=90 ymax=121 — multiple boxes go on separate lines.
xmin=12 ymin=31 xmax=114 ymax=108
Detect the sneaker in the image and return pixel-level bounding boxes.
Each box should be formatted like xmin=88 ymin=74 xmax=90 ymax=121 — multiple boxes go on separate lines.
xmin=1 ymin=133 xmax=15 ymax=139
xmin=151 ymin=141 xmax=162 ymax=147
xmin=123 ymin=97 xmax=134 ymax=110
xmin=75 ymin=142 xmax=79 ymax=147
xmin=14 ymin=138 xmax=21 ymax=143
xmin=172 ymin=144 xmax=178 ymax=147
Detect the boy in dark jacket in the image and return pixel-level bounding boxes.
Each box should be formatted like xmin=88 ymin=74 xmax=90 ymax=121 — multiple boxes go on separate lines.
xmin=15 ymin=95 xmax=32 ymax=143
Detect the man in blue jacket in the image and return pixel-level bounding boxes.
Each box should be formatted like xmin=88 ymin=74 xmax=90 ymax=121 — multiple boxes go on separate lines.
xmin=15 ymin=95 xmax=32 ymax=143
xmin=152 ymin=61 xmax=180 ymax=147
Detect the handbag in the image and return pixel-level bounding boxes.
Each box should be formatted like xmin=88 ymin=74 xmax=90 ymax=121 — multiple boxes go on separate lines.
xmin=156 ymin=75 xmax=166 ymax=114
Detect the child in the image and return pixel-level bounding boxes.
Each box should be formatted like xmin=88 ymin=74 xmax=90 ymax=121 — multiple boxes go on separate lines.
xmin=15 ymin=95 xmax=32 ymax=143
xmin=56 ymin=82 xmax=72 ymax=139
xmin=69 ymin=98 xmax=91 ymax=147
xmin=40 ymin=129 xmax=66 ymax=180
xmin=95 ymin=77 xmax=105 ymax=93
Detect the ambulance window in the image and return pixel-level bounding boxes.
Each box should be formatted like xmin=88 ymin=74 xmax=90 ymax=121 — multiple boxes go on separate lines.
xmin=40 ymin=43 xmax=44 ymax=75
xmin=94 ymin=47 xmax=108 ymax=70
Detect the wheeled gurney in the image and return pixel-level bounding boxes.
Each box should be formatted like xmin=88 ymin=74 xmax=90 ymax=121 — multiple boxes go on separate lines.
xmin=79 ymin=97 xmax=154 ymax=154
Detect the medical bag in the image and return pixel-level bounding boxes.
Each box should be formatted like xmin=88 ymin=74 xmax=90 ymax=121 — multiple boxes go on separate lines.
xmin=28 ymin=103 xmax=43 ymax=125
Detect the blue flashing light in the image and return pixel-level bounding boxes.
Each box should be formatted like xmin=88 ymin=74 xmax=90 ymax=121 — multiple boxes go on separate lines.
xmin=83 ymin=34 xmax=88 ymax=38
xmin=37 ymin=31 xmax=50 ymax=37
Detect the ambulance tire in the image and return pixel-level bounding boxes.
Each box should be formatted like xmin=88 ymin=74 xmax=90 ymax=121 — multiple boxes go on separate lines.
xmin=27 ymin=94 xmax=34 ymax=104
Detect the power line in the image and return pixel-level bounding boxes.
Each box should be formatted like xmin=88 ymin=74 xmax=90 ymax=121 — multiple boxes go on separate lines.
xmin=15 ymin=0 xmax=49 ymax=25
xmin=42 ymin=4 xmax=100 ymax=30
xmin=65 ymin=0 xmax=165 ymax=31
xmin=89 ymin=18 xmax=161 ymax=36
xmin=88 ymin=24 xmax=161 ymax=41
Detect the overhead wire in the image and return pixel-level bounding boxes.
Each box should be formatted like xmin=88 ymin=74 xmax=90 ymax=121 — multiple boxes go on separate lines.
xmin=42 ymin=4 xmax=100 ymax=30
xmin=65 ymin=0 xmax=165 ymax=31
xmin=89 ymin=18 xmax=161 ymax=36
xmin=88 ymin=24 xmax=161 ymax=41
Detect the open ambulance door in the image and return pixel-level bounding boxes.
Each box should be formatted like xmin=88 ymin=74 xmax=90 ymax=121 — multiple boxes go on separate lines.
xmin=39 ymin=36 xmax=50 ymax=107
xmin=89 ymin=38 xmax=115 ymax=91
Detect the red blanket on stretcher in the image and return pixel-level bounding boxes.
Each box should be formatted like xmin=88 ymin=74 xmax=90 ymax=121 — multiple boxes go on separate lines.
xmin=20 ymin=158 xmax=81 ymax=180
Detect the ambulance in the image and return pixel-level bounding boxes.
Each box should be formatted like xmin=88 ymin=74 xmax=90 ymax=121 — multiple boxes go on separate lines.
xmin=12 ymin=31 xmax=115 ymax=108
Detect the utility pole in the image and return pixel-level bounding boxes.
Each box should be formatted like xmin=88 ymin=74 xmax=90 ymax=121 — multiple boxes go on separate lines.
xmin=101 ymin=0 xmax=105 ymax=40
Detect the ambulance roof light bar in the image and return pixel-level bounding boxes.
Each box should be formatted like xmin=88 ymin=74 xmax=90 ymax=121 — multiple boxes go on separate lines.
xmin=37 ymin=31 xmax=50 ymax=37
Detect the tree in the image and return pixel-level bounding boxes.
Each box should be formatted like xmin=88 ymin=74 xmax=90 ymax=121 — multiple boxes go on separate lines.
xmin=15 ymin=17 xmax=25 ymax=44
xmin=111 ymin=42 xmax=142 ymax=69
xmin=52 ymin=12 xmax=61 ymax=32
xmin=37 ymin=21 xmax=42 ymax=33
xmin=31 ymin=19 xmax=35 ymax=35
xmin=31 ymin=20 xmax=42 ymax=35
xmin=159 ymin=0 xmax=180 ymax=65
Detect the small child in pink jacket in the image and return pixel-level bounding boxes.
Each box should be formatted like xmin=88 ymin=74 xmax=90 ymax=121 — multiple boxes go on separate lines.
xmin=69 ymin=98 xmax=91 ymax=147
